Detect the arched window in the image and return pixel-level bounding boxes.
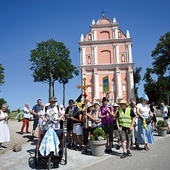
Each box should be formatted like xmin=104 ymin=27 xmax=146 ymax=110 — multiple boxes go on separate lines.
xmin=88 ymin=56 xmax=91 ymax=64
xmin=88 ymin=34 xmax=92 ymax=40
xmin=118 ymin=32 xmax=122 ymax=38
xmin=121 ymin=54 xmax=125 ymax=62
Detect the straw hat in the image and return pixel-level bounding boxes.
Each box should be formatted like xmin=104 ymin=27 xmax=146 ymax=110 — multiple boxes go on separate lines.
xmin=85 ymin=102 xmax=93 ymax=109
xmin=113 ymin=103 xmax=119 ymax=107
xmin=118 ymin=99 xmax=128 ymax=105
xmin=94 ymin=101 xmax=101 ymax=106
xmin=49 ymin=96 xmax=57 ymax=102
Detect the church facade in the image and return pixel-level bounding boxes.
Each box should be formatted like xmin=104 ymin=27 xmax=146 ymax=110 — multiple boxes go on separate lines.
xmin=78 ymin=16 xmax=135 ymax=104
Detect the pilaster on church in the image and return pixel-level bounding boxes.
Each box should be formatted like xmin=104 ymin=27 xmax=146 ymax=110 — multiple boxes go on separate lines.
xmin=79 ymin=16 xmax=134 ymax=103
xmin=80 ymin=47 xmax=85 ymax=65
xmin=126 ymin=43 xmax=132 ymax=63
xmin=116 ymin=71 xmax=122 ymax=99
xmin=113 ymin=45 xmax=119 ymax=63
xmin=128 ymin=70 xmax=134 ymax=99
xmin=114 ymin=28 xmax=118 ymax=39
xmin=92 ymin=46 xmax=97 ymax=65
xmin=94 ymin=72 xmax=99 ymax=99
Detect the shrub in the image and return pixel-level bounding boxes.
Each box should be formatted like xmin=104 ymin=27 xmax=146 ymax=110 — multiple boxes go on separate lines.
xmin=157 ymin=120 xmax=168 ymax=127
xmin=90 ymin=128 xmax=108 ymax=141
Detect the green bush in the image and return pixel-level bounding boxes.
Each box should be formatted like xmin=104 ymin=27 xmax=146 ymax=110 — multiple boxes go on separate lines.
xmin=90 ymin=128 xmax=108 ymax=141
xmin=157 ymin=120 xmax=168 ymax=127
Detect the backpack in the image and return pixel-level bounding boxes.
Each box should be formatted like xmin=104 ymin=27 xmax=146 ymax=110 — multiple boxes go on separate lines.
xmin=45 ymin=105 xmax=63 ymax=129
xmin=45 ymin=105 xmax=59 ymax=112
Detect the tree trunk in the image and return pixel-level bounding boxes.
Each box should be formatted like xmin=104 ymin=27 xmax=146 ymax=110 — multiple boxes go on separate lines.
xmin=49 ymin=75 xmax=54 ymax=100
xmin=63 ymin=83 xmax=65 ymax=106
xmin=52 ymin=81 xmax=55 ymax=96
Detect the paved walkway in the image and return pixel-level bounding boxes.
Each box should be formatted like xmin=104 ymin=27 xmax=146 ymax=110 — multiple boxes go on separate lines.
xmin=0 ymin=118 xmax=168 ymax=170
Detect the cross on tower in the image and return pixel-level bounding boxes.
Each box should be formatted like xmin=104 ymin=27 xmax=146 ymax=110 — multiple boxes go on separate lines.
xmin=101 ymin=9 xmax=106 ymax=17
xmin=77 ymin=77 xmax=93 ymax=100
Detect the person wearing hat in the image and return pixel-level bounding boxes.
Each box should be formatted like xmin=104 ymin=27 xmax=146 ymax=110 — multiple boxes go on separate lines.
xmin=93 ymin=102 xmax=101 ymax=128
xmin=0 ymin=103 xmax=10 ymax=150
xmin=116 ymin=99 xmax=136 ymax=158
xmin=136 ymin=94 xmax=154 ymax=151
xmin=65 ymin=99 xmax=78 ymax=148
xmin=40 ymin=96 xmax=65 ymax=130
xmin=98 ymin=97 xmax=115 ymax=154
xmin=129 ymin=99 xmax=138 ymax=147
xmin=69 ymin=103 xmax=84 ymax=151
xmin=82 ymin=102 xmax=97 ymax=153
xmin=113 ymin=103 xmax=121 ymax=150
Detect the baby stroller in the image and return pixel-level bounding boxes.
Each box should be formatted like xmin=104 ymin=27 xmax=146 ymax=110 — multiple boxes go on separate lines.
xmin=34 ymin=119 xmax=67 ymax=170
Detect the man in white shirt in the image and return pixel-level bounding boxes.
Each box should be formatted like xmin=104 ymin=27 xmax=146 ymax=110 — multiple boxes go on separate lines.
xmin=161 ymin=102 xmax=170 ymax=131
xmin=20 ymin=103 xmax=31 ymax=134
xmin=40 ymin=96 xmax=65 ymax=130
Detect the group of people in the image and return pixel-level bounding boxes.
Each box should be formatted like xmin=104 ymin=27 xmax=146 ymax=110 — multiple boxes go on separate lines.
xmin=63 ymin=94 xmax=169 ymax=158
xmin=19 ymin=97 xmax=65 ymax=140
xmin=0 ymin=94 xmax=169 ymax=159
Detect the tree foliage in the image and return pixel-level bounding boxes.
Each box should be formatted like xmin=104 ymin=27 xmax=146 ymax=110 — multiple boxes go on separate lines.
xmin=143 ymin=32 xmax=170 ymax=105
xmin=0 ymin=98 xmax=7 ymax=109
xmin=0 ymin=63 xmax=5 ymax=87
xmin=30 ymin=39 xmax=79 ymax=100
xmin=151 ymin=32 xmax=170 ymax=77
xmin=133 ymin=67 xmax=142 ymax=101
xmin=143 ymin=68 xmax=160 ymax=103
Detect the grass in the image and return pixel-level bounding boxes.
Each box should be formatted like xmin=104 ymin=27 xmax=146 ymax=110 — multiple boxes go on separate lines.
xmin=8 ymin=112 xmax=18 ymax=120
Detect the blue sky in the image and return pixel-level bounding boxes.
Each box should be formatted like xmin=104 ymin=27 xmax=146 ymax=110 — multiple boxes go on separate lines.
xmin=0 ymin=0 xmax=169 ymax=110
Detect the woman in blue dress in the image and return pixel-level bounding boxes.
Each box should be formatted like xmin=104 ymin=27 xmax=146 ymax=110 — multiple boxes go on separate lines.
xmin=136 ymin=94 xmax=154 ymax=150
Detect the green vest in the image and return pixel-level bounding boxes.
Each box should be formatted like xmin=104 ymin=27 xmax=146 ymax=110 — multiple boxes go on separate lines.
xmin=119 ymin=107 xmax=132 ymax=128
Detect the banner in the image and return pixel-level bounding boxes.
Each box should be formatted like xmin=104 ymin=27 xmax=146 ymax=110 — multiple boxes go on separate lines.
xmin=103 ymin=76 xmax=109 ymax=92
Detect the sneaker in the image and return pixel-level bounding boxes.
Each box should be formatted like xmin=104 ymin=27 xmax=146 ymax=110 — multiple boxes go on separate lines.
xmin=120 ymin=152 xmax=127 ymax=159
xmin=73 ymin=146 xmax=78 ymax=151
xmin=67 ymin=143 xmax=71 ymax=148
xmin=116 ymin=145 xmax=120 ymax=150
xmin=107 ymin=148 xmax=113 ymax=153
xmin=105 ymin=148 xmax=109 ymax=153
xmin=127 ymin=150 xmax=132 ymax=156
xmin=0 ymin=147 xmax=4 ymax=150
xmin=72 ymin=143 xmax=75 ymax=148
xmin=82 ymin=149 xmax=87 ymax=154
xmin=58 ymin=149 xmax=63 ymax=155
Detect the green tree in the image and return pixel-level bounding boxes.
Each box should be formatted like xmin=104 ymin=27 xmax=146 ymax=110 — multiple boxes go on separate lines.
xmin=58 ymin=57 xmax=79 ymax=106
xmin=152 ymin=32 xmax=170 ymax=77
xmin=0 ymin=63 xmax=6 ymax=108
xmin=143 ymin=32 xmax=170 ymax=105
xmin=151 ymin=32 xmax=170 ymax=104
xmin=143 ymin=68 xmax=160 ymax=104
xmin=0 ymin=63 xmax=5 ymax=88
xmin=0 ymin=98 xmax=7 ymax=108
xmin=30 ymin=39 xmax=79 ymax=100
xmin=133 ymin=67 xmax=142 ymax=101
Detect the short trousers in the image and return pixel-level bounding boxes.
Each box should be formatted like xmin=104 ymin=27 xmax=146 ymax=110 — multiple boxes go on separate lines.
xmin=152 ymin=115 xmax=157 ymax=123
xmin=120 ymin=127 xmax=132 ymax=143
xmin=73 ymin=124 xmax=82 ymax=135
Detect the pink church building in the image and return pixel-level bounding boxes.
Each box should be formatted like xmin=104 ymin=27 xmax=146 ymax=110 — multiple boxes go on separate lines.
xmin=78 ymin=16 xmax=135 ymax=104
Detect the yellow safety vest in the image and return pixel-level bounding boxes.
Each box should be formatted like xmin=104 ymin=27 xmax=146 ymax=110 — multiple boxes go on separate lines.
xmin=119 ymin=107 xmax=132 ymax=128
